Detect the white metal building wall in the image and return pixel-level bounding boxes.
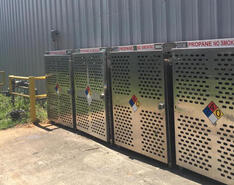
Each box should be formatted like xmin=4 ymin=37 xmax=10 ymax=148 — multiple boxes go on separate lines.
xmin=0 ymin=0 xmax=234 ymax=91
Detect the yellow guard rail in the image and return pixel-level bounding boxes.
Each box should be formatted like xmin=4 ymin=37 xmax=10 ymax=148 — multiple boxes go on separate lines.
xmin=9 ymin=75 xmax=47 ymax=123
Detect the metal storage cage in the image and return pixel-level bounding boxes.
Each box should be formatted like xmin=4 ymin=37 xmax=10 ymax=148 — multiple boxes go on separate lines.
xmin=172 ymin=38 xmax=234 ymax=185
xmin=44 ymin=50 xmax=74 ymax=129
xmin=72 ymin=48 xmax=112 ymax=142
xmin=110 ymin=44 xmax=174 ymax=164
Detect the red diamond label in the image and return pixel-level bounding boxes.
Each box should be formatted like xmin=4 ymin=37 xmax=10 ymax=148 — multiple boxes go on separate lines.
xmin=132 ymin=95 xmax=138 ymax=103
xmin=208 ymin=101 xmax=218 ymax=112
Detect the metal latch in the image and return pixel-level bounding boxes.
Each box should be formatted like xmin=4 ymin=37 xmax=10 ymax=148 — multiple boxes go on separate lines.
xmin=67 ymin=89 xmax=71 ymax=94
xmin=158 ymin=103 xmax=165 ymax=110
xmin=100 ymin=93 xmax=105 ymax=100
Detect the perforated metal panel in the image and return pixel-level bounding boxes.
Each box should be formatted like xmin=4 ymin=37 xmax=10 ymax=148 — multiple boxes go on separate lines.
xmin=173 ymin=47 xmax=234 ymax=185
xmin=72 ymin=51 xmax=109 ymax=141
xmin=45 ymin=52 xmax=73 ymax=128
xmin=111 ymin=50 xmax=168 ymax=163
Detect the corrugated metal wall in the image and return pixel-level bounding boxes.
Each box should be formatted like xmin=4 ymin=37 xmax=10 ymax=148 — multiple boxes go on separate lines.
xmin=0 ymin=0 xmax=234 ymax=91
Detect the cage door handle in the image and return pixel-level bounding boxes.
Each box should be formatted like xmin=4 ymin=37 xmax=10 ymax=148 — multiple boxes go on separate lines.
xmin=67 ymin=89 xmax=71 ymax=94
xmin=100 ymin=93 xmax=105 ymax=100
xmin=158 ymin=103 xmax=165 ymax=110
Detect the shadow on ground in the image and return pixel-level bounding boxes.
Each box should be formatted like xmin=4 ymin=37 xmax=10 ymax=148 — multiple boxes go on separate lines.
xmin=38 ymin=122 xmax=225 ymax=185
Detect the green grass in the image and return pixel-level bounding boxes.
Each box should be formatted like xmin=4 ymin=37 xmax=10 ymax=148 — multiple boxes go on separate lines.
xmin=0 ymin=94 xmax=47 ymax=130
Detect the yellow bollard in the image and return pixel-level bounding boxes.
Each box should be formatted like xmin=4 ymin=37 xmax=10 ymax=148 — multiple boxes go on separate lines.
xmin=9 ymin=76 xmax=13 ymax=93
xmin=28 ymin=77 xmax=37 ymax=123
xmin=8 ymin=75 xmax=47 ymax=122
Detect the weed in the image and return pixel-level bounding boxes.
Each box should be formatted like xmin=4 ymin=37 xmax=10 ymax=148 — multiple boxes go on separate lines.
xmin=0 ymin=94 xmax=47 ymax=130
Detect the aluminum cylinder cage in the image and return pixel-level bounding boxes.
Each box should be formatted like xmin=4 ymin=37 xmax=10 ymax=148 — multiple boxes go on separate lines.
xmin=110 ymin=44 xmax=175 ymax=165
xmin=172 ymin=38 xmax=234 ymax=185
xmin=72 ymin=48 xmax=112 ymax=142
xmin=44 ymin=38 xmax=234 ymax=184
xmin=44 ymin=50 xmax=75 ymax=129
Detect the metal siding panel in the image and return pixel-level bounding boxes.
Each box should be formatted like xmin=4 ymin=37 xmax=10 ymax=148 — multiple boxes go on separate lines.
xmin=217 ymin=0 xmax=234 ymax=38
xmin=153 ymin=0 xmax=167 ymax=43
xmin=198 ymin=0 xmax=218 ymax=40
xmin=62 ymin=0 xmax=68 ymax=48
xmin=28 ymin=0 xmax=35 ymax=75
xmin=166 ymin=0 xmax=182 ymax=42
xmin=60 ymin=0 xmax=75 ymax=49
xmin=67 ymin=0 xmax=75 ymax=49
xmin=2 ymin=0 xmax=8 ymax=78
xmin=109 ymin=0 xmax=120 ymax=46
xmin=129 ymin=0 xmax=141 ymax=44
xmin=140 ymin=0 xmax=154 ymax=44
xmin=93 ymin=0 xmax=102 ymax=47
xmin=25 ymin=0 xmax=32 ymax=76
xmin=46 ymin=0 xmax=53 ymax=50
xmin=181 ymin=0 xmax=199 ymax=41
xmin=79 ymin=0 xmax=88 ymax=47
xmin=19 ymin=0 xmax=27 ymax=76
xmin=0 ymin=0 xmax=8 ymax=81
xmin=119 ymin=0 xmax=131 ymax=45
xmin=101 ymin=0 xmax=110 ymax=47
xmin=1 ymin=0 xmax=234 ymax=92
xmin=34 ymin=0 xmax=41 ymax=76
xmin=41 ymin=0 xmax=49 ymax=50
xmin=10 ymin=0 xmax=17 ymax=74
xmin=50 ymin=0 xmax=58 ymax=50
xmin=86 ymin=0 xmax=95 ymax=47
xmin=56 ymin=0 xmax=63 ymax=49
xmin=73 ymin=0 xmax=81 ymax=49
xmin=9 ymin=0 xmax=17 ymax=75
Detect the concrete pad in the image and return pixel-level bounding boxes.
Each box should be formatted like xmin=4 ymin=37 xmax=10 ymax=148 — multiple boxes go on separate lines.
xmin=0 ymin=123 xmax=221 ymax=185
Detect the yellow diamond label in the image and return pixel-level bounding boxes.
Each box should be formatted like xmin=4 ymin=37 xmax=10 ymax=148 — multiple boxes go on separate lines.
xmin=214 ymin=108 xmax=224 ymax=119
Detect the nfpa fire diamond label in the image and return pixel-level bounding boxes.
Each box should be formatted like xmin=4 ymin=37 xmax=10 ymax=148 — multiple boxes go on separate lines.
xmin=129 ymin=95 xmax=140 ymax=112
xmin=203 ymin=101 xmax=224 ymax=125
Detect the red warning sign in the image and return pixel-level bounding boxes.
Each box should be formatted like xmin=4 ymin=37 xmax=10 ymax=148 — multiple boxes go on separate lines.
xmin=187 ymin=38 xmax=234 ymax=48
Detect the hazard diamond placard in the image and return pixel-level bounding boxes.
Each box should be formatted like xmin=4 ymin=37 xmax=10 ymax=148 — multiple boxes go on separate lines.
xmin=203 ymin=101 xmax=224 ymax=125
xmin=129 ymin=95 xmax=140 ymax=112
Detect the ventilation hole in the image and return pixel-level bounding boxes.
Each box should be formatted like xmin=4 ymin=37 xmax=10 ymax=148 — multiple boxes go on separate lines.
xmin=177 ymin=115 xmax=212 ymax=171
xmin=76 ymin=97 xmax=89 ymax=130
xmin=174 ymin=53 xmax=210 ymax=105
xmin=114 ymin=105 xmax=134 ymax=147
xmin=47 ymin=93 xmax=59 ymax=120
xmin=88 ymin=54 xmax=105 ymax=92
xmin=59 ymin=94 xmax=73 ymax=128
xmin=140 ymin=110 xmax=166 ymax=159
xmin=73 ymin=55 xmax=87 ymax=89
xmin=217 ymin=123 xmax=234 ymax=180
xmin=137 ymin=54 xmax=163 ymax=100
xmin=111 ymin=54 xmax=131 ymax=95
xmin=214 ymin=54 xmax=234 ymax=111
xmin=90 ymin=100 xmax=106 ymax=137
